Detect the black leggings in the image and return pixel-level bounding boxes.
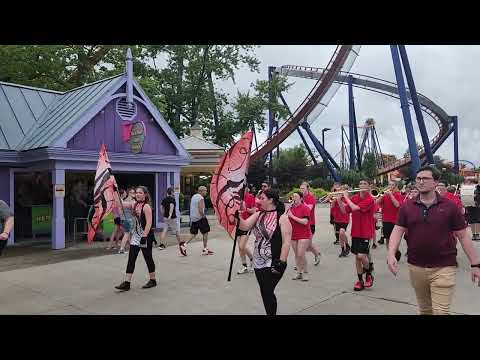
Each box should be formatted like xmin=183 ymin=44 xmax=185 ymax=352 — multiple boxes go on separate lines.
xmin=126 ymin=239 xmax=155 ymax=274
xmin=254 ymin=267 xmax=283 ymax=315
xmin=0 ymin=240 xmax=7 ymax=256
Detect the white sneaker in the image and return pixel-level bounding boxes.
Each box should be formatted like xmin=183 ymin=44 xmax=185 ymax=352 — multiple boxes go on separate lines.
xmin=293 ymin=266 xmax=298 ymax=271
xmin=237 ymin=265 xmax=249 ymax=274
xmin=292 ymin=272 xmax=303 ymax=280
xmin=301 ymin=273 xmax=309 ymax=281
xmin=248 ymin=259 xmax=255 ymax=272
xmin=202 ymin=248 xmax=214 ymax=256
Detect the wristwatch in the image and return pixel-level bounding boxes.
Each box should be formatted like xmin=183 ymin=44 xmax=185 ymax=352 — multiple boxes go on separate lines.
xmin=471 ymin=264 xmax=480 ymax=268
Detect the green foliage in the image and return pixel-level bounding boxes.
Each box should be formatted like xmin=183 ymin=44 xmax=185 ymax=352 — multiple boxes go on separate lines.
xmin=285 ymin=187 xmax=327 ymax=200
xmin=272 ymin=145 xmax=310 ymax=190
xmin=310 ymin=177 xmax=334 ymax=191
xmin=247 ymin=158 xmax=269 ymax=190
xmin=362 ymin=153 xmax=378 ymax=179
xmin=338 ymin=169 xmax=367 ymax=187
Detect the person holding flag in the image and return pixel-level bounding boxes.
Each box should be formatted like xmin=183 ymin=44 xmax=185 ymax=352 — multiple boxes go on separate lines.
xmin=115 ymin=186 xmax=157 ymax=292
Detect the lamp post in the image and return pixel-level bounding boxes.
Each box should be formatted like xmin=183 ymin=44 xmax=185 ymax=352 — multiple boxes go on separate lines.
xmin=322 ymin=128 xmax=331 ymax=148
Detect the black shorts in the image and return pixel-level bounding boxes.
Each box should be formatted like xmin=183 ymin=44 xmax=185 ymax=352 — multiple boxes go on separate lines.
xmin=310 ymin=225 xmax=315 ymax=235
xmin=236 ymin=228 xmax=251 ymax=237
xmin=330 ymin=214 xmax=335 ymax=225
xmin=382 ymin=222 xmax=395 ymax=239
xmin=334 ymin=223 xmax=348 ymax=232
xmin=351 ymin=237 xmax=370 ymax=255
xmin=0 ymin=239 xmax=7 ymax=256
xmin=190 ymin=218 xmax=210 ymax=235
xmin=466 ymin=207 xmax=480 ymax=224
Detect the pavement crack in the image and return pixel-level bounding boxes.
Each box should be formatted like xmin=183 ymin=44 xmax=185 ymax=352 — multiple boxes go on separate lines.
xmin=293 ymin=291 xmax=348 ymax=314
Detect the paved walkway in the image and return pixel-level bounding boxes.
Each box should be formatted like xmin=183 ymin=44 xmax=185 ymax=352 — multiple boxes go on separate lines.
xmin=1 ymin=206 xmax=479 ymax=315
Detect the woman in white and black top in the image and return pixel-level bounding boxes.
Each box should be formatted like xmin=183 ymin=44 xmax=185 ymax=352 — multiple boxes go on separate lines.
xmin=115 ymin=186 xmax=157 ymax=292
xmin=237 ymin=189 xmax=292 ymax=315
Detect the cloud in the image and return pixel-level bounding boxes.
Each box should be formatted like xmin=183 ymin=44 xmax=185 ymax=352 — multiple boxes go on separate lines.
xmin=217 ymin=45 xmax=480 ymax=168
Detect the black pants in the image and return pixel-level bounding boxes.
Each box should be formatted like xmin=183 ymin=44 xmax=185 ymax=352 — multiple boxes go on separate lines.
xmin=254 ymin=267 xmax=283 ymax=315
xmin=126 ymin=238 xmax=155 ymax=274
xmin=0 ymin=240 xmax=7 ymax=256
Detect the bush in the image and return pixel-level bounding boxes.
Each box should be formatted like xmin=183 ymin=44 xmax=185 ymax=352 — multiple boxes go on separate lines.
xmin=285 ymin=187 xmax=327 ymax=202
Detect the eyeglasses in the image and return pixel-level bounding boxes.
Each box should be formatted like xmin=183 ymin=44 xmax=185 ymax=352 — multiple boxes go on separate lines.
xmin=415 ymin=177 xmax=434 ymax=183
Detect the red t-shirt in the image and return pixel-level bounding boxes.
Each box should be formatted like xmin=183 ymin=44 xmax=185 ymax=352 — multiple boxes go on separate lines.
xmin=241 ymin=192 xmax=256 ymax=220
xmin=288 ymin=203 xmax=312 ymax=240
xmin=303 ymin=192 xmax=316 ymax=225
xmin=443 ymin=192 xmax=463 ymax=211
xmin=332 ymin=199 xmax=350 ymax=224
xmin=345 ymin=193 xmax=375 ymax=239
xmin=380 ymin=191 xmax=404 ymax=223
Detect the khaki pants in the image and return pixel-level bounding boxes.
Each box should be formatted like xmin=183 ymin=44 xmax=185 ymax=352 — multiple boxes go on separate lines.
xmin=408 ymin=264 xmax=457 ymax=315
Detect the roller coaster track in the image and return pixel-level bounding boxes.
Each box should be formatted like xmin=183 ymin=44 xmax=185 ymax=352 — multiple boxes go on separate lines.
xmin=250 ymin=45 xmax=360 ymax=162
xmin=274 ymin=64 xmax=454 ymax=176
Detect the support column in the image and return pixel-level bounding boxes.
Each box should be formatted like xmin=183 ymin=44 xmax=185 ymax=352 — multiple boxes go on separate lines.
xmin=8 ymin=168 xmax=14 ymax=245
xmin=398 ymin=45 xmax=434 ymax=165
xmin=390 ymin=45 xmax=421 ymax=178
xmin=452 ymin=116 xmax=459 ymax=174
xmin=348 ymin=75 xmax=356 ymax=170
xmin=173 ymin=171 xmax=181 ymax=230
xmin=52 ymin=169 xmax=65 ymax=250
xmin=302 ymin=122 xmax=341 ymax=182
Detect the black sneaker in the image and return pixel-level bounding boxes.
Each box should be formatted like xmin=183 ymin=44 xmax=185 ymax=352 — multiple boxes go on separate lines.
xmin=339 ymin=249 xmax=345 ymax=258
xmin=115 ymin=281 xmax=130 ymax=292
xmin=345 ymin=245 xmax=351 ymax=256
xmin=378 ymin=238 xmax=385 ymax=245
xmin=395 ymin=250 xmax=402 ymax=262
xmin=372 ymin=243 xmax=377 ymax=249
xmin=333 ymin=240 xmax=340 ymax=245
xmin=142 ymin=279 xmax=157 ymax=289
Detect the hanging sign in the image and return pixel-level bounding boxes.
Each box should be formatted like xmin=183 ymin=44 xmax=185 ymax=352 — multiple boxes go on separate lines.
xmin=130 ymin=121 xmax=146 ymax=154
xmin=54 ymin=184 xmax=65 ymax=198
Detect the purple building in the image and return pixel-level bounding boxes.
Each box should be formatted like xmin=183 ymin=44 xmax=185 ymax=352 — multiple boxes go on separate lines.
xmin=0 ymin=49 xmax=190 ymax=249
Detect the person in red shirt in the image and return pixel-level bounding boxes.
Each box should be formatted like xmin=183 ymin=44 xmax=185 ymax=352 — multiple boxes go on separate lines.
xmin=236 ymin=185 xmax=256 ymax=274
xmin=339 ymin=179 xmax=375 ymax=291
xmin=437 ymin=182 xmax=465 ymax=214
xmin=330 ymin=182 xmax=341 ymax=244
xmin=287 ymin=191 xmax=312 ymax=281
xmin=332 ymin=185 xmax=351 ymax=257
xmin=376 ymin=181 xmax=404 ymax=261
xmin=300 ymin=182 xmax=321 ymax=266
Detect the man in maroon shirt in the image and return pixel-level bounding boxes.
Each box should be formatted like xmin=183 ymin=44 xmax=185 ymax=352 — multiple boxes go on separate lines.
xmin=376 ymin=181 xmax=404 ymax=260
xmin=388 ymin=166 xmax=480 ymax=315
xmin=340 ymin=179 xmax=375 ymax=291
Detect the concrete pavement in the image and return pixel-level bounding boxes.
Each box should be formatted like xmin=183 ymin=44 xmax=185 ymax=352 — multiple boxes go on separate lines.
xmin=0 ymin=205 xmax=479 ymax=315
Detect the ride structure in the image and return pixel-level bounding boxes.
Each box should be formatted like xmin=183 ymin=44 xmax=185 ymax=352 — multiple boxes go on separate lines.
xmin=250 ymin=45 xmax=460 ymax=182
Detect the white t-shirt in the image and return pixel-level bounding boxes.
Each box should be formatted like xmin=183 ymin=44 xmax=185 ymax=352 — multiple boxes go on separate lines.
xmin=190 ymin=193 xmax=204 ymax=222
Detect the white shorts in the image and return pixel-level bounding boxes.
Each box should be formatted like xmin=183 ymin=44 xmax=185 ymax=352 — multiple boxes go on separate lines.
xmin=164 ymin=218 xmax=179 ymax=233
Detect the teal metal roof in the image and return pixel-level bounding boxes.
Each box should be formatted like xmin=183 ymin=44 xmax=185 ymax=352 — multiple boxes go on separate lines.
xmin=18 ymin=74 xmax=125 ymax=151
xmin=0 ymin=82 xmax=61 ymax=150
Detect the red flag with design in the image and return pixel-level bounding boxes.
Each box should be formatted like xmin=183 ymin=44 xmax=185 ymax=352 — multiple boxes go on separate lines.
xmin=87 ymin=144 xmax=122 ymax=243
xmin=210 ymin=131 xmax=253 ymax=238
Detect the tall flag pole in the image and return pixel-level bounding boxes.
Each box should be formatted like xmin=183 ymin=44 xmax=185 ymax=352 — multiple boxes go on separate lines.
xmin=210 ymin=131 xmax=253 ymax=281
xmin=87 ymin=144 xmax=123 ymax=243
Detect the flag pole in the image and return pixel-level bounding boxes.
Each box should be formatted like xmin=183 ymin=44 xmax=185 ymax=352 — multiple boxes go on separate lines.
xmin=227 ymin=220 xmax=241 ymax=282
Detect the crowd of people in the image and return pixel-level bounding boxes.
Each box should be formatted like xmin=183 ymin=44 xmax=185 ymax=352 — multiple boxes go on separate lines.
xmin=1 ymin=165 xmax=480 ymax=316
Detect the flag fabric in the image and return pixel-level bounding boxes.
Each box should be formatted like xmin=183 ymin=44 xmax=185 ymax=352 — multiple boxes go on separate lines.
xmin=87 ymin=144 xmax=122 ymax=243
xmin=210 ymin=131 xmax=253 ymax=238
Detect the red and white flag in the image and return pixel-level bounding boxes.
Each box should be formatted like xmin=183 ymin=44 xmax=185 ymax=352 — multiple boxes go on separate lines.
xmin=87 ymin=144 xmax=122 ymax=243
xmin=210 ymin=131 xmax=253 ymax=238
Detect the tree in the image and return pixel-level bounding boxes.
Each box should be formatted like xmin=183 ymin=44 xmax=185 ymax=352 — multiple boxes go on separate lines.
xmin=362 ymin=153 xmax=378 ymax=180
xmin=338 ymin=169 xmax=366 ymax=188
xmin=271 ymin=145 xmax=310 ymax=190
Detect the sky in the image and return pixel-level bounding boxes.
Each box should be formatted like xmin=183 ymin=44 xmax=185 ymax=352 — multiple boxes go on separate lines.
xmin=215 ymin=45 xmax=480 ymax=169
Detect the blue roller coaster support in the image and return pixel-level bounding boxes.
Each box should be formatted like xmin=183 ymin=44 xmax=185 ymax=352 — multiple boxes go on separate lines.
xmin=398 ymin=45 xmax=434 ymax=166
xmin=390 ymin=45 xmax=421 ymax=177
xmin=452 ymin=116 xmax=459 ymax=174
xmin=348 ymin=75 xmax=356 ymax=170
xmin=301 ymin=122 xmax=341 ymax=182
xmin=278 ymin=92 xmax=318 ymax=165
xmin=267 ymin=66 xmax=276 ymax=167
xmin=348 ymin=75 xmax=361 ymax=170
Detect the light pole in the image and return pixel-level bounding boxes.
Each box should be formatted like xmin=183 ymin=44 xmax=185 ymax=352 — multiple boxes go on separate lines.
xmin=322 ymin=128 xmax=331 ymax=148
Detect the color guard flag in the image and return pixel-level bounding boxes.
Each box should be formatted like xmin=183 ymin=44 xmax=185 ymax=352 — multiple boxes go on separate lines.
xmin=87 ymin=144 xmax=122 ymax=243
xmin=210 ymin=131 xmax=253 ymax=238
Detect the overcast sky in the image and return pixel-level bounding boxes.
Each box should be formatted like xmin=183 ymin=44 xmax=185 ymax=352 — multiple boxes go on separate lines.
xmin=216 ymin=45 xmax=480 ymax=168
